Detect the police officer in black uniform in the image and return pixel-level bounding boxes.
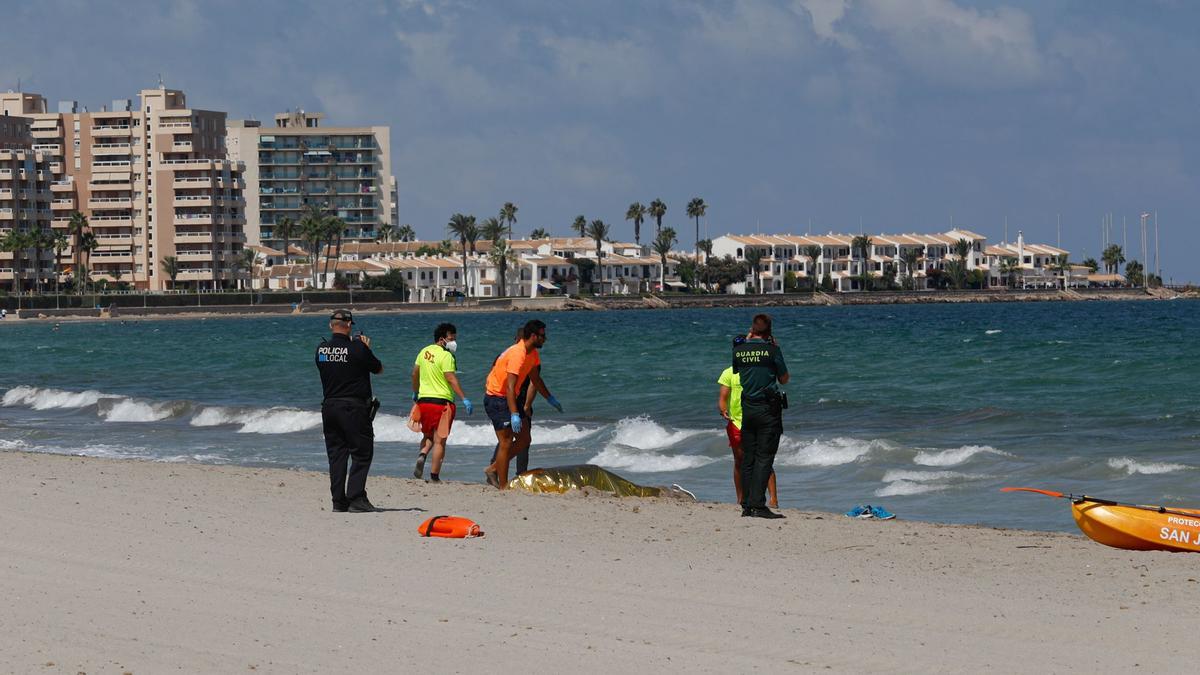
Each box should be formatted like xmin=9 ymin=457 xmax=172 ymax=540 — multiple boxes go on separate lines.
xmin=732 ymin=313 xmax=789 ymax=519
xmin=315 ymin=309 xmax=384 ymax=513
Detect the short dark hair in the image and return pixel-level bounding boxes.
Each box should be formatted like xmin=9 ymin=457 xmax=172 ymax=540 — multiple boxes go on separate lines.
xmin=523 ymin=319 xmax=546 ymax=338
xmin=434 ymin=323 xmax=456 ymax=341
xmin=513 ymin=327 xmax=525 ymax=341
xmin=750 ymin=314 xmax=772 ymax=337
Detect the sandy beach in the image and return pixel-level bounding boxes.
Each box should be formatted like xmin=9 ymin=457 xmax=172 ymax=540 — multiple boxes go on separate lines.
xmin=2 ymin=451 xmax=1198 ymax=673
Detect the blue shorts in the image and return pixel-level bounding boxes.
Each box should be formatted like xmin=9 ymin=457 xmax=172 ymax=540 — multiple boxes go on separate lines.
xmin=484 ymin=395 xmax=512 ymax=431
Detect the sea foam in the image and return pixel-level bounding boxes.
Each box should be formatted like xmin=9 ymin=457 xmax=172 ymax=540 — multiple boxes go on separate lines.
xmin=587 ymin=446 xmax=717 ymax=473
xmin=913 ymin=445 xmax=1007 ymax=467
xmin=607 ymin=416 xmax=704 ymax=450
xmin=101 ymin=399 xmax=178 ymax=423
xmin=1107 ymin=457 xmax=1189 ymax=475
xmin=191 ymin=406 xmax=322 ymax=434
xmin=775 ymin=436 xmax=889 ymax=467
xmin=2 ymin=385 xmax=113 ymax=410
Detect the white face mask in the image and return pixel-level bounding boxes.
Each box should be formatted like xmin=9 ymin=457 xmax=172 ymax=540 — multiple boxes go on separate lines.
xmin=443 ymin=340 xmax=458 ymax=353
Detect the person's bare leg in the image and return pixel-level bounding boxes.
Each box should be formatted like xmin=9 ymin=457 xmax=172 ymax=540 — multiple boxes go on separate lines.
xmin=511 ymin=425 xmax=532 ymax=475
xmin=731 ymin=444 xmax=744 ymax=505
xmin=767 ymin=470 xmax=779 ymax=509
xmin=485 ymin=429 xmax=512 ymax=488
xmin=414 ymin=436 xmax=433 ymax=478
xmin=430 ymin=435 xmax=448 ymax=475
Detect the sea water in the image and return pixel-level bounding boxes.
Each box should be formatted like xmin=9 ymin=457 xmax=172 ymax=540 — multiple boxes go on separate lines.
xmin=2 ymin=300 xmax=1197 ymax=531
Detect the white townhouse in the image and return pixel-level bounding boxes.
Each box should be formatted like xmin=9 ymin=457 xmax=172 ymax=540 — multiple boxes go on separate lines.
xmin=981 ymin=231 xmax=1080 ymax=289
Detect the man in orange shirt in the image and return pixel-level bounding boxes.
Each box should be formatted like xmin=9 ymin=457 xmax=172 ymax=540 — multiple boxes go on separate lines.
xmin=483 ymin=319 xmax=553 ymax=488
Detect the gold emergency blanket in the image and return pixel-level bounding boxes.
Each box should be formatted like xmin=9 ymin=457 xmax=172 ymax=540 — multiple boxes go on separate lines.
xmin=507 ymin=464 xmax=663 ymax=498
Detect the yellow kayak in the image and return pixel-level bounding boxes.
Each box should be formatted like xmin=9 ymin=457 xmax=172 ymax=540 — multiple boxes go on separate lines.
xmin=1005 ymin=487 xmax=1200 ymax=553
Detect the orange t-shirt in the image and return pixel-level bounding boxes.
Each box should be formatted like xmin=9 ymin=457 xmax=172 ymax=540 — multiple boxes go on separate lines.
xmin=485 ymin=343 xmax=539 ymax=397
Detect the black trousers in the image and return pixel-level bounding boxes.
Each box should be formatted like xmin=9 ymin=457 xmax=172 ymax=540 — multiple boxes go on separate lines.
xmin=740 ymin=399 xmax=783 ymax=510
xmin=322 ymin=399 xmax=374 ymax=506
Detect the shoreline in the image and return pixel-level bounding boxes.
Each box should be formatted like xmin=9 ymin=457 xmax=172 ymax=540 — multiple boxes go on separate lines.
xmin=1 ymin=287 xmax=1192 ymax=323
xmin=3 ymin=449 xmax=1200 ymax=671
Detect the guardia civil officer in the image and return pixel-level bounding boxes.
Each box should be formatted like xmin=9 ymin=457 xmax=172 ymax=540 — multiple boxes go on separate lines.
xmin=315 ymin=309 xmax=384 ymax=513
xmin=732 ymin=313 xmax=789 ymax=519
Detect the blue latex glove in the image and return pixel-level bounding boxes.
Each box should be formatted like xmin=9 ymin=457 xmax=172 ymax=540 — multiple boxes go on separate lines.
xmin=461 ymin=398 xmax=474 ymax=415
xmin=546 ymin=395 xmax=563 ymax=413
xmin=411 ymin=391 xmax=418 ymax=402
xmin=510 ymin=413 xmax=523 ymax=434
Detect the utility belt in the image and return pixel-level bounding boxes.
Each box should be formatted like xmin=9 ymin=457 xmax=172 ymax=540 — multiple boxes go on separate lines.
xmin=745 ymin=390 xmax=788 ymax=410
xmin=323 ymin=396 xmax=382 ymax=421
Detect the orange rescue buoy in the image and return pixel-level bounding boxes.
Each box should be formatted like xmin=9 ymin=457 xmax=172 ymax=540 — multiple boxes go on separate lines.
xmin=417 ymin=515 xmax=484 ymax=538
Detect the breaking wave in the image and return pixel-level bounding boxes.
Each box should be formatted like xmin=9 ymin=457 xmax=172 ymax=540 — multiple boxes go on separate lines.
xmin=1107 ymin=457 xmax=1189 ymax=476
xmin=191 ymin=406 xmax=322 ymax=434
xmin=100 ymin=398 xmax=180 ymax=423
xmin=913 ymin=445 xmax=1008 ymax=467
xmin=876 ymin=469 xmax=980 ymax=497
xmin=607 ymin=416 xmax=706 ymax=451
xmin=587 ymin=446 xmax=718 ymax=473
xmin=776 ymin=437 xmax=892 ymax=467
xmin=2 ymin=385 xmax=115 ymax=410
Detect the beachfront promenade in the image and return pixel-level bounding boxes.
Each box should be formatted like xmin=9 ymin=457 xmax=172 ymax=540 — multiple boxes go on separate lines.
xmin=1 ymin=450 xmax=1197 ymax=672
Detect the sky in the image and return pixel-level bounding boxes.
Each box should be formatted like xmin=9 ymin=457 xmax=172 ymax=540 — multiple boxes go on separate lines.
xmin=5 ymin=0 xmax=1199 ymax=280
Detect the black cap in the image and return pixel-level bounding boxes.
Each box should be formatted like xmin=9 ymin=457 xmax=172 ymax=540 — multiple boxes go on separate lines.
xmin=330 ymin=309 xmax=354 ymax=323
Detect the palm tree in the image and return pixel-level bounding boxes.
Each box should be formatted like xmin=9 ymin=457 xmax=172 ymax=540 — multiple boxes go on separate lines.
xmin=1081 ymin=257 xmax=1099 ymax=273
xmin=1 ymin=230 xmax=28 ymax=300
xmin=652 ymin=227 xmax=677 ymax=292
xmin=586 ymin=219 xmax=610 ymax=295
xmin=998 ymin=256 xmax=1019 ymax=289
xmin=377 ymin=223 xmax=395 ymax=243
xmin=625 ymin=202 xmax=646 ymax=246
xmin=78 ymin=231 xmax=99 ymax=294
xmin=743 ymin=247 xmax=765 ymax=294
xmin=572 ymin=215 xmax=587 ymax=238
xmin=396 ymin=224 xmax=416 ymax=242
xmin=67 ymin=212 xmax=88 ymax=286
xmin=953 ymin=238 xmax=972 ymax=289
xmin=487 ymin=238 xmax=517 ymax=298
xmin=648 ymin=199 xmax=666 ymax=237
xmin=52 ymin=232 xmax=68 ymax=298
xmin=1053 ymin=253 xmax=1072 ymax=289
xmin=299 ymin=205 xmax=328 ymax=289
xmin=803 ymin=244 xmax=822 ymax=292
xmin=447 ymin=213 xmax=478 ymax=298
xmin=481 ymin=217 xmax=505 ymax=244
xmin=899 ymin=248 xmax=921 ymax=290
xmin=500 ymin=202 xmax=518 ymax=240
xmin=1102 ymin=243 xmax=1125 ymax=275
xmin=686 ymin=197 xmax=707 ymax=263
xmin=160 ymin=256 xmax=180 ymax=290
xmin=275 ymin=216 xmax=297 ymax=264
xmin=323 ymin=216 xmax=347 ymax=289
xmin=29 ymin=227 xmax=51 ymax=295
xmin=1125 ymin=259 xmax=1145 ymax=287
xmin=529 ymin=228 xmax=549 ymax=240
xmin=851 ymin=235 xmax=873 ymax=291
xmin=232 ymin=248 xmax=257 ymax=290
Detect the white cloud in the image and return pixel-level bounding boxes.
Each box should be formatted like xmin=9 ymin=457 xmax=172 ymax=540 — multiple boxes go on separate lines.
xmin=795 ymin=0 xmax=858 ymax=48
xmin=860 ymin=0 xmax=1043 ymax=87
xmin=692 ymin=1 xmax=811 ymax=58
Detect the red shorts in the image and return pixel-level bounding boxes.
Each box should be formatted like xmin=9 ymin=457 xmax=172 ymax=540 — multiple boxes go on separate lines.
xmin=725 ymin=420 xmax=741 ymax=449
xmin=418 ymin=401 xmax=456 ymax=437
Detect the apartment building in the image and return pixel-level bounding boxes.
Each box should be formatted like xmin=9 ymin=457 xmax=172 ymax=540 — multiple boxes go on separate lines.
xmin=226 ymin=111 xmax=393 ymax=251
xmin=1 ymin=86 xmax=247 ymax=291
xmin=0 ymin=108 xmax=55 ymax=292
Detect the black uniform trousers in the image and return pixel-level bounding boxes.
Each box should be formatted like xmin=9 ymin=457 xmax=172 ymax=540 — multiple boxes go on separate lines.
xmin=321 ymin=398 xmax=375 ymax=506
xmin=740 ymin=398 xmax=783 ymax=510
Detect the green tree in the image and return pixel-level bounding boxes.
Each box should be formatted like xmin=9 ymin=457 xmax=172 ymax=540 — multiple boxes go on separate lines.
xmin=52 ymin=232 xmax=68 ymax=297
xmin=396 ymin=224 xmax=416 ymax=242
xmin=78 ymin=231 xmax=99 ymax=293
xmin=851 ymin=235 xmax=873 ymax=291
xmin=1125 ymin=259 xmax=1144 ymax=287
xmin=273 ymin=216 xmax=296 ymax=265
xmin=899 ymin=248 xmax=921 ymax=290
xmin=232 ymin=248 xmax=257 ymax=290
xmin=481 ymin=217 xmax=505 ymax=244
xmin=998 ymin=256 xmax=1020 ymax=289
xmin=500 ymin=202 xmax=518 ymax=240
xmin=572 ymin=215 xmax=587 ymax=238
xmin=743 ymin=247 xmax=764 ymax=294
xmin=651 ymin=227 xmax=677 ymax=292
xmin=625 ymin=202 xmax=646 ymax=246
xmin=487 ymin=238 xmax=517 ymax=298
xmin=31 ymin=227 xmax=52 ymax=295
xmin=648 ymin=199 xmax=666 ymax=237
xmin=586 ymin=219 xmax=610 ymax=295
xmin=299 ymin=205 xmax=329 ymax=289
xmin=377 ymin=223 xmax=395 ymax=243
xmin=1 ymin=230 xmax=31 ymax=299
xmin=686 ymin=197 xmax=707 ymax=265
xmin=529 ymin=228 xmax=549 ymax=240
xmin=1081 ymin=257 xmax=1099 ymax=273
xmin=321 ymin=216 xmax=347 ymax=290
xmin=160 ymin=255 xmax=181 ymax=290
xmin=803 ymin=244 xmax=822 ymax=292
xmin=67 ymin=212 xmax=88 ymax=286
xmin=1053 ymin=253 xmax=1072 ymax=289
xmin=446 ymin=213 xmax=478 ymax=298
xmin=952 ymin=238 xmax=972 ymax=289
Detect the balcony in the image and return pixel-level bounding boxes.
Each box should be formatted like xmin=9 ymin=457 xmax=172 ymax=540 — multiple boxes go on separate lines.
xmin=92 ymin=143 xmax=132 ymax=156
xmin=89 ymin=180 xmax=133 ymax=191
xmin=51 ymin=199 xmax=75 ymax=211
xmin=176 ymin=230 xmax=216 ymax=241
xmin=176 ymin=249 xmax=217 ymax=261
xmin=172 ymin=141 xmax=194 ymax=150
xmin=174 ymin=195 xmax=213 ymax=207
xmin=88 ymin=215 xmax=134 ymax=227
xmin=160 ymin=158 xmax=213 ymax=168
xmin=0 ymin=209 xmax=12 ymax=221
xmin=91 ymin=125 xmax=133 ymax=137
xmin=175 ymin=213 xmax=215 ymax=225
xmin=91 ymin=161 xmax=132 ymax=174
xmin=158 ymin=121 xmax=193 ymax=133
xmin=94 ymin=233 xmax=133 ymax=243
xmin=49 ymin=162 xmax=63 ymax=173
xmin=89 ymin=250 xmax=134 ymax=261
xmin=88 ymin=197 xmax=133 ymax=209
xmin=31 ymin=127 xmax=61 ymax=139
xmin=173 ymin=176 xmax=212 ymax=188
xmin=32 ymin=144 xmax=62 ymax=155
